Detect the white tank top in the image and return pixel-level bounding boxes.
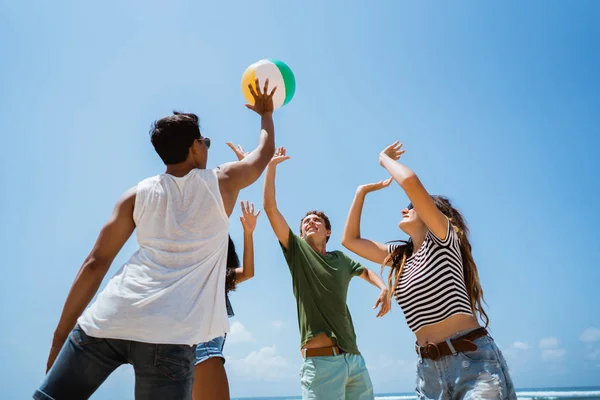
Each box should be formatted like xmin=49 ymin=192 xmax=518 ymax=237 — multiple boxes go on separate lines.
xmin=78 ymin=169 xmax=230 ymax=345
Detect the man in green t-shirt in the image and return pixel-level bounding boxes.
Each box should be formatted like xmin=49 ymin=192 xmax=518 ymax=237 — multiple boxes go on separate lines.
xmin=263 ymin=147 xmax=391 ymax=400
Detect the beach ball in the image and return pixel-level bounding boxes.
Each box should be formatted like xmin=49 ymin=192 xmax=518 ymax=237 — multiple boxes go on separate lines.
xmin=241 ymin=59 xmax=295 ymax=110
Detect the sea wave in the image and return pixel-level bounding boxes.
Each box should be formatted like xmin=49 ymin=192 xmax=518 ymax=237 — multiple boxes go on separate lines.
xmin=374 ymin=390 xmax=600 ymax=400
xmin=516 ymin=390 xmax=600 ymax=399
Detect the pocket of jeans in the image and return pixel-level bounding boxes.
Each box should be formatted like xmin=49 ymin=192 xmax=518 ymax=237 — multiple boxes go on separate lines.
xmin=71 ymin=325 xmax=104 ymax=347
xmin=458 ymin=338 xmax=500 ymax=365
xmin=155 ymin=344 xmax=194 ymax=381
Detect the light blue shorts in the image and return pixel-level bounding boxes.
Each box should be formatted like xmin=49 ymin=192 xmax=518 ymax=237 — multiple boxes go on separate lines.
xmin=300 ymin=352 xmax=374 ymax=400
xmin=195 ymin=335 xmax=226 ymax=366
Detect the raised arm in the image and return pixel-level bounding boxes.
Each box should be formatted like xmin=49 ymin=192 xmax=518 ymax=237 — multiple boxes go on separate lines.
xmin=263 ymin=147 xmax=291 ymax=249
xmin=47 ymin=187 xmax=136 ymax=372
xmin=235 ymin=200 xmax=259 ymax=283
xmin=379 ymin=141 xmax=448 ymax=240
xmin=342 ymin=178 xmax=394 ymax=264
xmin=218 ymin=79 xmax=277 ymax=215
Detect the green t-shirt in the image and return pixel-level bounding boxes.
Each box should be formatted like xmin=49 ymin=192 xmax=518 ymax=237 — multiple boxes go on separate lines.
xmin=280 ymin=229 xmax=366 ymax=354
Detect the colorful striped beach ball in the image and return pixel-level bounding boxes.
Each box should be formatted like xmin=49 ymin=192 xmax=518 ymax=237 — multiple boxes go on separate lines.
xmin=241 ymin=59 xmax=295 ymax=110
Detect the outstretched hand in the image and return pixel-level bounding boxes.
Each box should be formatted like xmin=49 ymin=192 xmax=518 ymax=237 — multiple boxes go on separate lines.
xmin=245 ymin=78 xmax=277 ymax=116
xmin=268 ymin=146 xmax=290 ymax=167
xmin=379 ymin=141 xmax=405 ymax=165
xmin=240 ymin=200 xmax=260 ymax=233
xmin=358 ymin=177 xmax=393 ymax=194
xmin=226 ymin=142 xmax=249 ymax=161
xmin=373 ymin=289 xmax=391 ymax=318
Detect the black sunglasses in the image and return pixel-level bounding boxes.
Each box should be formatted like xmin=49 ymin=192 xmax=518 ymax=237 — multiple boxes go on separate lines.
xmin=197 ymin=137 xmax=211 ymax=149
xmin=407 ymin=203 xmax=413 ymax=210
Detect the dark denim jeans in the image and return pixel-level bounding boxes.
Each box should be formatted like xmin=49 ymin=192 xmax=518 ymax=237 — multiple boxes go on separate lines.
xmin=33 ymin=325 xmax=195 ymax=400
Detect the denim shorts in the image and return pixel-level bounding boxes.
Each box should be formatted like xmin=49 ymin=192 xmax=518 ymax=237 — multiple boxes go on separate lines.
xmin=415 ymin=329 xmax=517 ymax=400
xmin=195 ymin=334 xmax=226 ymax=365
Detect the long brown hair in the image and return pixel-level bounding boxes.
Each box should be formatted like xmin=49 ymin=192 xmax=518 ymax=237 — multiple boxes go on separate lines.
xmin=226 ymin=236 xmax=239 ymax=294
xmin=382 ymin=196 xmax=489 ymax=327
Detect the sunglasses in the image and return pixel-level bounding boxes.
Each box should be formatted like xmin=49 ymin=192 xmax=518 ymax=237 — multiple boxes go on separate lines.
xmin=197 ymin=137 xmax=211 ymax=149
xmin=407 ymin=203 xmax=413 ymax=210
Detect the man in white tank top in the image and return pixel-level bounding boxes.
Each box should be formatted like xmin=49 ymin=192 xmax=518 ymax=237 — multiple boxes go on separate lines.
xmin=34 ymin=80 xmax=278 ymax=400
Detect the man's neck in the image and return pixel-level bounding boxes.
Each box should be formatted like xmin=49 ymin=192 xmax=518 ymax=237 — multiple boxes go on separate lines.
xmin=165 ymin=162 xmax=197 ymax=178
xmin=306 ymin=238 xmax=327 ymax=255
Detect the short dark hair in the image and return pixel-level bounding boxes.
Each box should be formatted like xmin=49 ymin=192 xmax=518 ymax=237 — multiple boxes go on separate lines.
xmin=299 ymin=210 xmax=332 ymax=243
xmin=150 ymin=111 xmax=201 ymax=165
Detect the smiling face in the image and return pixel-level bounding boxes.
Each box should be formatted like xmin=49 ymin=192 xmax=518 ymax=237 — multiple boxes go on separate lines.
xmin=299 ymin=211 xmax=331 ymax=244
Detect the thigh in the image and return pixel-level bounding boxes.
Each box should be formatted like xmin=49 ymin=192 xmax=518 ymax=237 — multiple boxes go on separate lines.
xmin=450 ymin=337 xmax=517 ymax=400
xmin=132 ymin=342 xmax=195 ymax=400
xmin=345 ymin=355 xmax=374 ymax=400
xmin=415 ymin=359 xmax=446 ymax=400
xmin=34 ymin=325 xmax=124 ymax=400
xmin=194 ymin=336 xmax=226 ymax=366
xmin=192 ymin=357 xmax=230 ymax=400
xmin=300 ymin=356 xmax=347 ymax=400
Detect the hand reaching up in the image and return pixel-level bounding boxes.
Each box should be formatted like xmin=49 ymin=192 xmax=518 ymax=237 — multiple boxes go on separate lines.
xmin=268 ymin=146 xmax=290 ymax=168
xmin=245 ymin=78 xmax=277 ymax=116
xmin=240 ymin=200 xmax=260 ymax=234
xmin=226 ymin=142 xmax=250 ymax=161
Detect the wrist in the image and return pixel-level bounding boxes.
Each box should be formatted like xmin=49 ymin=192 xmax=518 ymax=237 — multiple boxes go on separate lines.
xmin=356 ymin=187 xmax=368 ymax=196
xmin=261 ymin=112 xmax=273 ymax=119
xmin=378 ymin=153 xmax=389 ymax=166
xmin=243 ymin=230 xmax=254 ymax=238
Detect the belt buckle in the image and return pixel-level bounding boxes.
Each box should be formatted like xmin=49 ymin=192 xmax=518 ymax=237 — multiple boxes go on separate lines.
xmin=425 ymin=342 xmax=441 ymax=361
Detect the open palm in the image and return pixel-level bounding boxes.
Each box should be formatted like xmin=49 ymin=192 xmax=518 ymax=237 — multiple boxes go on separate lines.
xmin=240 ymin=201 xmax=260 ymax=233
xmin=359 ymin=177 xmax=393 ymax=194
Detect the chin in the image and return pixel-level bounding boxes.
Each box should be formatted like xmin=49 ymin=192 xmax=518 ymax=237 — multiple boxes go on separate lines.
xmin=398 ymin=220 xmax=410 ymax=234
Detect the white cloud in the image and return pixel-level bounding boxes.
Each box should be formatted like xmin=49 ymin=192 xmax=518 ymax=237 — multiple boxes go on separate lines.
xmin=538 ymin=337 xmax=566 ymax=362
xmin=586 ymin=348 xmax=600 ymax=361
xmin=503 ymin=341 xmax=531 ymax=367
xmin=228 ymin=345 xmax=293 ymax=381
xmin=580 ymin=327 xmax=600 ymax=343
xmin=271 ymin=320 xmax=283 ymax=329
xmin=542 ymin=348 xmax=566 ymax=361
xmin=539 ymin=337 xmax=559 ymax=349
xmin=227 ymin=321 xmax=255 ymax=345
xmin=513 ymin=341 xmax=529 ymax=350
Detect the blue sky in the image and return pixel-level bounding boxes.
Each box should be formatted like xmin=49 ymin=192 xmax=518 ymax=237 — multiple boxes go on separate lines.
xmin=1 ymin=1 xmax=599 ymax=398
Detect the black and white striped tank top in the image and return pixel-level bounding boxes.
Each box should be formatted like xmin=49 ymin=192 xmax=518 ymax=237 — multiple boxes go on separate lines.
xmin=388 ymin=220 xmax=473 ymax=332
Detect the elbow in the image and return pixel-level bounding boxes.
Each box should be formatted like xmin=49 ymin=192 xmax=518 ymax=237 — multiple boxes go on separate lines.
xmin=398 ymin=172 xmax=420 ymax=190
xmin=341 ymin=229 xmax=359 ymax=249
xmin=341 ymin=237 xmax=355 ymax=251
xmin=82 ymin=256 xmax=111 ymax=274
xmin=341 ymin=237 xmax=350 ymax=248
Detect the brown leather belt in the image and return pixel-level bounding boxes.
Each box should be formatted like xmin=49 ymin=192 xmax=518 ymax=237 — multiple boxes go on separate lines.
xmin=416 ymin=327 xmax=488 ymax=361
xmin=302 ymin=346 xmax=344 ymax=358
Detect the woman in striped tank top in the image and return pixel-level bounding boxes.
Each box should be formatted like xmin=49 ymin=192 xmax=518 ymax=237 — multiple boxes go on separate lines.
xmin=342 ymin=141 xmax=516 ymax=400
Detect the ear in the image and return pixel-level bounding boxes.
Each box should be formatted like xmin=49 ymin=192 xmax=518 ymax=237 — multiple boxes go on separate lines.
xmin=325 ymin=229 xmax=331 ymax=238
xmin=190 ymin=140 xmax=201 ymax=156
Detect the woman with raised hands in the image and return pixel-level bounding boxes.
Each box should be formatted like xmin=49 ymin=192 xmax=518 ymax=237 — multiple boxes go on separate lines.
xmin=342 ymin=141 xmax=516 ymax=400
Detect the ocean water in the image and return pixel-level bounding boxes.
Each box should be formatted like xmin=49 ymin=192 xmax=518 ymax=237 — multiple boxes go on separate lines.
xmin=232 ymin=387 xmax=600 ymax=400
